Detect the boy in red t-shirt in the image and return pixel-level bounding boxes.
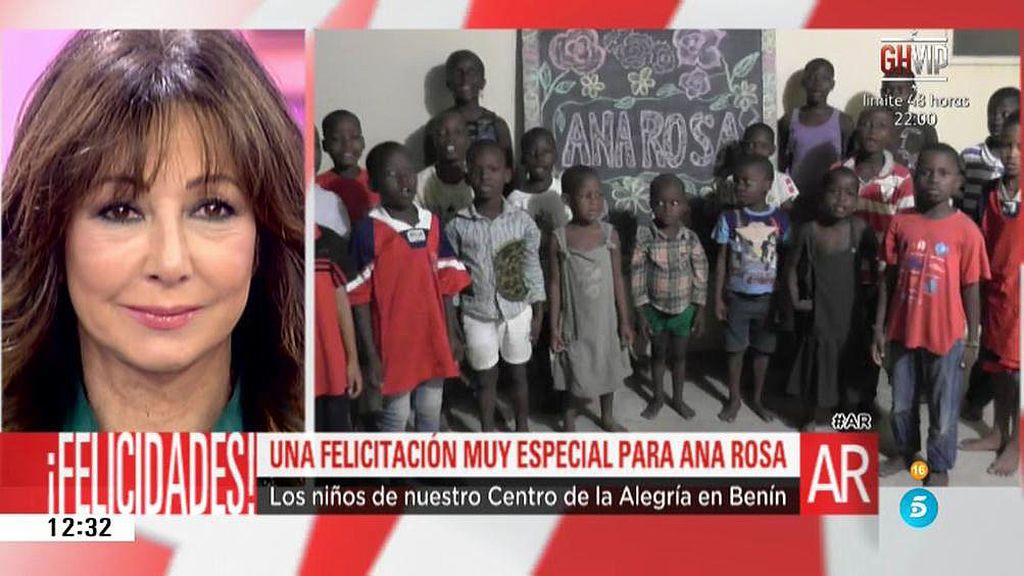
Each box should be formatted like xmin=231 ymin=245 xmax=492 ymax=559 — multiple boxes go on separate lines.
xmin=317 ymin=110 xmax=380 ymax=224
xmin=961 ymin=113 xmax=1021 ymax=476
xmin=873 ymin=143 xmax=991 ymax=486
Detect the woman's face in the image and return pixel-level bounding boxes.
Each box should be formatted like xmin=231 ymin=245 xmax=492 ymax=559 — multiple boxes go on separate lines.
xmin=65 ymin=111 xmax=256 ymax=374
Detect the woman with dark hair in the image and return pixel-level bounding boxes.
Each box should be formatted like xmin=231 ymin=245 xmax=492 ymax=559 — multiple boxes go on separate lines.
xmin=2 ymin=30 xmax=304 ymax=432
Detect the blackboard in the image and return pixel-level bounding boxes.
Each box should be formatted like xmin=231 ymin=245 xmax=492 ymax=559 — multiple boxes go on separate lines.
xmin=522 ymin=29 xmax=775 ymax=217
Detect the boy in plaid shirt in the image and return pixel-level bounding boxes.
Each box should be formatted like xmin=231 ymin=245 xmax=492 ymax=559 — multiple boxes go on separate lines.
xmin=632 ymin=174 xmax=709 ymax=419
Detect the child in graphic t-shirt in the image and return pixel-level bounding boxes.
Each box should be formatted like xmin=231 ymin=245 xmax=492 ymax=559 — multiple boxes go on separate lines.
xmin=713 ymin=155 xmax=791 ymax=424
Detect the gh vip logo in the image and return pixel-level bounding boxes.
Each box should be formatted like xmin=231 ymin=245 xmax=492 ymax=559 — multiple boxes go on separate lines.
xmin=880 ymin=32 xmax=950 ymax=83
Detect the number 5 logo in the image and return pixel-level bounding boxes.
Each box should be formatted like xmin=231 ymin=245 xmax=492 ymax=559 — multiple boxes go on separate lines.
xmin=900 ymin=488 xmax=938 ymax=528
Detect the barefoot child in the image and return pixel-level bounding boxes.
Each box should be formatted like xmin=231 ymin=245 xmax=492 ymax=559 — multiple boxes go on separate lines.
xmin=959 ymin=87 xmax=1018 ymax=422
xmin=778 ymin=58 xmax=854 ymax=202
xmin=447 ymin=141 xmax=545 ymax=432
xmin=315 ymin=226 xmax=363 ymax=431
xmin=417 ymin=109 xmax=474 ymax=226
xmin=632 ymin=174 xmax=708 ymax=420
xmin=508 ymin=127 xmax=571 ymax=411
xmin=874 ymin=143 xmax=990 ymax=485
xmin=961 ymin=113 xmax=1021 ymax=476
xmin=318 ymin=110 xmax=379 ymax=224
xmin=349 ymin=142 xmax=470 ymax=432
xmin=786 ymin=168 xmax=878 ymax=430
xmin=713 ymin=156 xmax=791 ymax=423
xmin=550 ymin=166 xmax=634 ymax=431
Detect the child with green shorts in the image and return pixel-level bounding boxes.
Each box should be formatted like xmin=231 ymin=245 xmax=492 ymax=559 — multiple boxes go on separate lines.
xmin=632 ymin=174 xmax=709 ymax=419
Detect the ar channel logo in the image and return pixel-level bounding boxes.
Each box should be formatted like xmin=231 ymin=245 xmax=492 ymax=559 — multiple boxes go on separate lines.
xmin=899 ymin=488 xmax=938 ymax=528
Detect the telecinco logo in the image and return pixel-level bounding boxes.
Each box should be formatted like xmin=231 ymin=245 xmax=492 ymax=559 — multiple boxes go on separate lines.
xmin=880 ymin=32 xmax=950 ymax=83
xmin=899 ymin=488 xmax=938 ymax=528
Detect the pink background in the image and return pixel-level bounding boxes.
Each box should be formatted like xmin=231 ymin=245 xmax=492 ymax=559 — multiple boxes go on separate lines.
xmin=1 ymin=29 xmax=305 ymax=168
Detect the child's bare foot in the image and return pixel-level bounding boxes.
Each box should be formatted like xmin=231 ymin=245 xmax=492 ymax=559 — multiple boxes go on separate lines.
xmin=750 ymin=402 xmax=774 ymax=423
xmin=641 ymin=398 xmax=664 ymax=420
xmin=989 ymin=441 xmax=1020 ymax=476
xmin=879 ymin=456 xmax=911 ymax=477
xmin=671 ymin=399 xmax=696 ymax=420
xmin=800 ymin=421 xmax=816 ymax=433
xmin=600 ymin=418 xmax=628 ymax=433
xmin=718 ymin=400 xmax=741 ymax=422
xmin=923 ymin=471 xmax=949 ymax=486
xmin=563 ymin=413 xmax=576 ymax=432
xmin=960 ymin=432 xmax=1002 ymax=451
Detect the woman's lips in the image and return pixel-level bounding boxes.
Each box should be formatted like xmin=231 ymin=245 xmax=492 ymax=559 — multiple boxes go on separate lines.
xmin=124 ymin=306 xmax=200 ymax=331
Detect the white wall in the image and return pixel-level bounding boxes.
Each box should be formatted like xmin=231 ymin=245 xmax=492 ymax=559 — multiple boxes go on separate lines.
xmin=775 ymin=29 xmax=1020 ymax=153
xmin=315 ymin=30 xmax=517 ymax=169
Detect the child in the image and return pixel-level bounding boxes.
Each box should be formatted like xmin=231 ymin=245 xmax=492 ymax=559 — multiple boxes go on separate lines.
xmin=507 ymin=127 xmax=571 ymax=412
xmin=961 ymin=113 xmax=1021 ymax=476
xmin=315 ymin=226 xmax=363 ymax=431
xmin=417 ymin=109 xmax=474 ymax=226
xmin=447 ymin=141 xmax=545 ymax=432
xmin=874 ymin=143 xmax=990 ymax=486
xmin=959 ymin=88 xmax=1019 ymax=423
xmin=550 ymin=166 xmax=634 ymax=431
xmin=434 ymin=49 xmax=513 ymax=166
xmin=778 ymin=58 xmax=854 ymax=202
xmin=632 ymin=174 xmax=708 ymax=420
xmin=786 ymin=168 xmax=878 ymax=430
xmin=318 ymin=110 xmax=379 ymax=224
xmin=960 ymin=87 xmax=1020 ymax=223
xmin=713 ymin=155 xmax=791 ymax=423
xmin=507 ymin=127 xmax=572 ymax=229
xmin=720 ymin=123 xmax=801 ymax=214
xmin=843 ymin=107 xmax=915 ymax=242
xmin=880 ymin=67 xmax=938 ymax=171
xmin=349 ymin=142 xmax=471 ymax=432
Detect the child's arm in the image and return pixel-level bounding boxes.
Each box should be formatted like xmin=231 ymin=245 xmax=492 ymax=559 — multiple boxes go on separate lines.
xmin=547 ymin=230 xmax=564 ymax=353
xmin=609 ymin=229 xmax=634 ymax=348
xmin=334 ymin=286 xmax=363 ymax=398
xmin=494 ymin=116 xmax=515 ymax=169
xmin=444 ymin=296 xmax=463 ymax=363
xmin=352 ymin=305 xmax=382 ymax=390
xmin=871 ymin=265 xmax=896 ymax=366
xmin=688 ymin=230 xmax=709 ymax=338
xmin=715 ymin=244 xmax=729 ymax=322
xmin=961 ymin=282 xmax=981 ymax=371
xmin=630 ymin=228 xmax=651 ymax=340
xmin=711 ymin=213 xmax=731 ymax=322
xmin=786 ymin=224 xmax=811 ymax=312
xmin=523 ymin=218 xmax=547 ymax=343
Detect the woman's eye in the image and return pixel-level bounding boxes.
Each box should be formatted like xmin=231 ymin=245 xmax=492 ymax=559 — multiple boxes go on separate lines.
xmin=98 ymin=203 xmax=142 ymax=223
xmin=193 ymin=199 xmax=236 ymax=220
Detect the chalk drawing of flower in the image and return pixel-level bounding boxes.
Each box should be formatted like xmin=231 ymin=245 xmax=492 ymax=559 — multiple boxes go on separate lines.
xmin=615 ymin=32 xmax=654 ymax=70
xmin=628 ymin=67 xmax=656 ymax=97
xmin=672 ymin=29 xmax=726 ymax=70
xmin=549 ymin=29 xmax=607 ymax=76
xmin=611 ymin=176 xmax=650 ymax=214
xmin=678 ymin=68 xmax=711 ymax=100
xmin=732 ymin=80 xmax=759 ymax=111
xmin=580 ymin=73 xmax=606 ymax=98
xmin=651 ymin=41 xmax=678 ymax=75
xmin=601 ymin=29 xmax=629 ymax=52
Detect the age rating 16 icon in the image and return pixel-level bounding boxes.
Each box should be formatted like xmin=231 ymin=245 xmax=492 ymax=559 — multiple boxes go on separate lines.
xmin=900 ymin=488 xmax=938 ymax=528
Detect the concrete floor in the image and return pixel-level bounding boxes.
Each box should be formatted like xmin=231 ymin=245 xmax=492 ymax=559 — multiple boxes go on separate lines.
xmin=441 ymin=351 xmax=1018 ymax=488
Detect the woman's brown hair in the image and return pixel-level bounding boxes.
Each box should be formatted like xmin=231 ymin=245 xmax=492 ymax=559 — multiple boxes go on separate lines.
xmin=2 ymin=30 xmax=304 ymax=431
